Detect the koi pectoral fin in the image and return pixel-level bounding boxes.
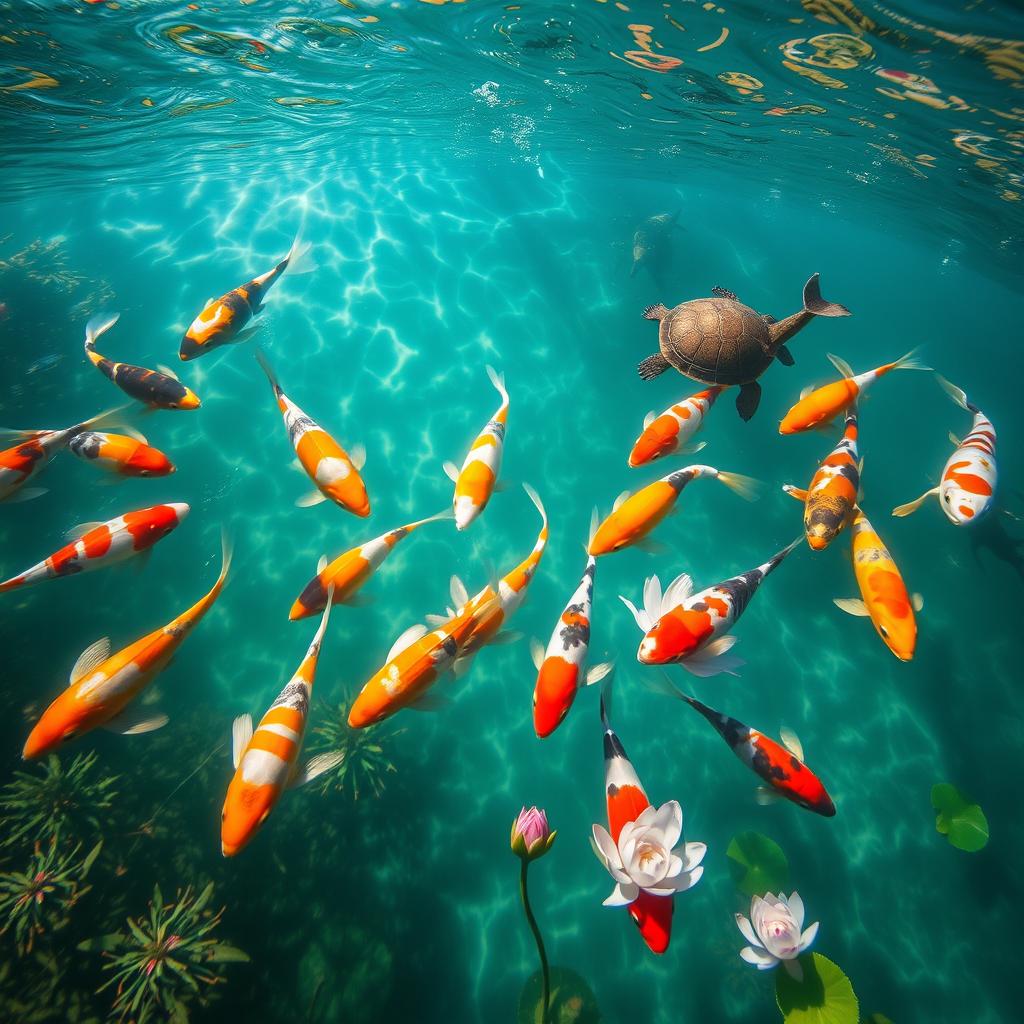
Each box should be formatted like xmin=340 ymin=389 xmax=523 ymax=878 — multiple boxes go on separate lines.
xmin=782 ymin=484 xmax=808 ymax=502
xmin=232 ymin=714 xmax=254 ymax=769
xmin=530 ymin=638 xmax=544 ymax=670
xmin=296 ymin=490 xmax=327 ymax=508
xmin=103 ymin=706 xmax=169 ymax=735
xmin=755 ymin=786 xmax=782 ymax=806
xmin=585 ymin=661 xmax=614 ymax=686
xmin=833 ymin=598 xmax=869 ymax=617
xmin=70 ymin=637 xmax=111 ymax=684
xmin=442 ymin=461 xmax=460 ymax=484
xmin=893 ymin=487 xmax=938 ymax=517
xmin=289 ymin=750 xmax=345 ymax=789
xmin=3 ymin=487 xmax=48 ymax=503
xmin=407 ymin=691 xmax=453 ymax=712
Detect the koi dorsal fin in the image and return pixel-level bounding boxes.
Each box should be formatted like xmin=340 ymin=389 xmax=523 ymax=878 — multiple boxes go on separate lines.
xmin=69 ymin=638 xmax=110 ymax=684
xmin=288 ymin=750 xmax=344 ymax=789
xmin=386 ymin=624 xmax=428 ymax=662
xmin=779 ymin=726 xmax=804 ymax=761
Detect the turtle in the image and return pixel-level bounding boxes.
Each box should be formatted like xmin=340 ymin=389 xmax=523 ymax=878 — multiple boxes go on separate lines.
xmin=631 ymin=210 xmax=681 ymax=280
xmin=637 ymin=273 xmax=851 ymax=421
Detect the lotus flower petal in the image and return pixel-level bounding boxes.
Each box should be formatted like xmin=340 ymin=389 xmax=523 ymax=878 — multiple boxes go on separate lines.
xmin=740 ymin=945 xmax=779 ymax=969
xmin=647 ymin=800 xmax=682 ymax=849
xmin=603 ymin=881 xmax=639 ymax=907
xmin=735 ymin=913 xmax=761 ymax=948
xmin=683 ymin=841 xmax=707 ymax=870
xmin=787 ymin=891 xmax=805 ymax=931
xmin=799 ymin=921 xmax=819 ymax=952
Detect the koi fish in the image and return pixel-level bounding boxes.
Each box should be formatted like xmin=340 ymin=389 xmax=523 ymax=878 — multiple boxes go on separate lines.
xmin=0 ymin=503 xmax=189 ymax=593
xmin=256 ymin=350 xmax=370 ymax=517
xmin=68 ymin=431 xmax=175 ymax=478
xmin=834 ymin=507 xmax=922 ymax=661
xmin=530 ymin=510 xmax=613 ymax=738
xmin=425 ymin=484 xmax=548 ymax=669
xmin=648 ymin=677 xmax=835 ymax=816
xmin=589 ymin=465 xmax=758 ymax=556
xmin=628 ymin=386 xmax=720 ymax=468
xmin=289 ymin=509 xmax=452 ymax=620
xmin=180 ymin=231 xmax=313 ymax=361
xmin=779 ymin=350 xmax=926 ymax=434
xmin=782 ymin=406 xmax=860 ymax=550
xmin=893 ymin=376 xmax=997 ymax=525
xmin=221 ymin=592 xmax=343 ymax=856
xmin=0 ymin=405 xmax=126 ymax=503
xmin=84 ymin=313 xmax=201 ymax=410
xmin=348 ymin=587 xmax=502 ymax=728
xmin=620 ymin=538 xmax=801 ymax=675
xmin=22 ymin=535 xmax=231 ymax=758
xmin=595 ymin=694 xmax=677 ymax=953
xmin=443 ymin=366 xmax=508 ymax=530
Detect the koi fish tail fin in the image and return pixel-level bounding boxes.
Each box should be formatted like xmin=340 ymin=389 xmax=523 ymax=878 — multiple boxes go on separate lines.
xmin=485 ymin=364 xmax=509 ymax=409
xmin=890 ymin=348 xmax=930 ymax=373
xmin=281 ymin=229 xmax=316 ymax=277
xmin=769 ymin=536 xmax=804 ymax=570
xmin=523 ymin=482 xmax=547 ymax=531
xmin=408 ymin=508 xmax=456 ymax=531
xmin=254 ymin=348 xmax=282 ymax=395
xmin=640 ymin=670 xmax=687 ymax=703
xmin=716 ymin=471 xmax=761 ymax=501
xmin=935 ymin=374 xmax=977 ymax=414
xmin=84 ymin=311 xmax=120 ymax=351
xmin=802 ymin=273 xmax=850 ymax=318
xmin=208 ymin=529 xmax=233 ymax=602
xmin=585 ymin=507 xmax=600 ymax=554
xmin=598 ymin=674 xmax=615 ymax=730
xmin=73 ymin=402 xmax=134 ymax=437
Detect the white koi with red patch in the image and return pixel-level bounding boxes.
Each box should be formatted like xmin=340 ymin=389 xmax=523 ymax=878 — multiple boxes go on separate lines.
xmin=628 ymin=386 xmax=720 ymax=467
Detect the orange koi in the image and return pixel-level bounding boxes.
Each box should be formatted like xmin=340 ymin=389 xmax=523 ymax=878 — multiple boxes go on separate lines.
xmin=628 ymin=386 xmax=720 ymax=467
xmin=68 ymin=430 xmax=175 ymax=478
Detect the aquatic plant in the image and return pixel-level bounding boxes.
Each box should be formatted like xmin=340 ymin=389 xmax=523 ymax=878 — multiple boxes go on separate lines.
xmin=726 ymin=831 xmax=790 ymax=898
xmin=931 ymin=783 xmax=989 ymax=852
xmin=0 ymin=751 xmax=118 ymax=849
xmin=736 ymin=892 xmax=819 ymax=980
xmin=512 ymin=807 xmax=557 ymax=1024
xmin=774 ymin=952 xmax=858 ymax=1024
xmin=0 ymin=836 xmax=101 ymax=956
xmin=591 ymin=800 xmax=705 ymax=905
xmin=79 ymin=882 xmax=249 ymax=1023
xmin=311 ymin=697 xmax=401 ymax=800
xmin=518 ymin=966 xmax=601 ymax=1024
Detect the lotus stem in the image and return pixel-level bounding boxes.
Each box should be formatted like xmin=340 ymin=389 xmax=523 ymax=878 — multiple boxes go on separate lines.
xmin=519 ymin=859 xmax=550 ymax=1024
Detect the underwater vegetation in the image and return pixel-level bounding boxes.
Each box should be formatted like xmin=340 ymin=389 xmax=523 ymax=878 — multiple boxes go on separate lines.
xmin=932 ymin=783 xmax=990 ymax=852
xmin=311 ymin=697 xmax=402 ymax=800
xmin=79 ymin=883 xmax=249 ymax=1024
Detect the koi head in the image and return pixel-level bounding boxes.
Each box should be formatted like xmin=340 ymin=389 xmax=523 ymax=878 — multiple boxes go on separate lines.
xmin=23 ymin=701 xmax=86 ymax=760
xmin=939 ymin=479 xmax=988 ymax=525
xmin=532 ymin=659 xmax=579 ymax=738
xmin=127 ymin=445 xmax=176 ymax=477
xmin=220 ymin=780 xmax=276 ymax=857
xmin=629 ymin=420 xmax=677 ymax=467
xmin=176 ymin=387 xmax=202 ymax=411
xmin=637 ymin=608 xmax=708 ymax=665
xmin=178 ymin=333 xmax=203 ymax=362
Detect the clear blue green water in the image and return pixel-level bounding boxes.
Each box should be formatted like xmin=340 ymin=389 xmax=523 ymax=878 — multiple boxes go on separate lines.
xmin=1 ymin=1 xmax=1022 ymax=1022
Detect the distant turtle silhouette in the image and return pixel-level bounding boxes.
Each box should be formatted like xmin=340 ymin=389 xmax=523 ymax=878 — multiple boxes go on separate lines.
xmin=631 ymin=211 xmax=681 ymax=280
xmin=638 ymin=274 xmax=851 ymax=420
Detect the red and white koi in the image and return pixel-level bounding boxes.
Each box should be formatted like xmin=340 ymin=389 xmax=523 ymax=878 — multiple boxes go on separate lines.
xmin=0 ymin=502 xmax=189 ymax=593
xmin=221 ymin=592 xmax=343 ymax=856
xmin=589 ymin=465 xmax=758 ymax=556
xmin=590 ymin=693 xmax=706 ymax=954
xmin=782 ymin=406 xmax=860 ymax=550
xmin=347 ymin=587 xmax=502 ymax=728
xmin=180 ymin=231 xmax=313 ymax=361
xmin=426 ymin=484 xmax=548 ymax=670
xmin=648 ymin=676 xmax=835 ymax=816
xmin=628 ymin=386 xmax=721 ymax=468
xmin=620 ymin=538 xmax=801 ymax=675
xmin=0 ymin=406 xmax=125 ymax=503
xmin=68 ymin=430 xmax=175 ymax=478
xmin=530 ymin=510 xmax=612 ymax=738
xmin=893 ymin=376 xmax=997 ymax=525
xmin=443 ymin=366 xmax=508 ymax=530
xmin=256 ymin=350 xmax=370 ymax=518
xmin=834 ymin=507 xmax=921 ymax=661
xmin=23 ymin=536 xmax=230 ymax=758
xmin=779 ymin=350 xmax=926 ymax=434
xmin=289 ymin=509 xmax=452 ymax=620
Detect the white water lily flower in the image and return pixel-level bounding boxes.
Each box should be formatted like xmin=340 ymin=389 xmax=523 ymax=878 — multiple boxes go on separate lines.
xmin=590 ymin=800 xmax=706 ymax=907
xmin=735 ymin=892 xmax=819 ymax=980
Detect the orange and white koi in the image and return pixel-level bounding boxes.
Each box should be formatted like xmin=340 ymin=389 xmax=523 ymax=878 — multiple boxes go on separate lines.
xmin=530 ymin=510 xmax=612 ymax=738
xmin=628 ymin=386 xmax=720 ymax=468
xmin=0 ymin=406 xmax=125 ymax=503
xmin=22 ymin=536 xmax=230 ymax=758
xmin=180 ymin=231 xmax=313 ymax=361
xmin=834 ymin=507 xmax=921 ymax=661
xmin=0 ymin=503 xmax=189 ymax=593
xmin=894 ymin=376 xmax=997 ymax=525
xmin=85 ymin=313 xmax=201 ymax=410
xmin=621 ymin=538 xmax=801 ymax=675
xmin=221 ymin=593 xmax=342 ymax=856
xmin=443 ymin=366 xmax=508 ymax=530
xmin=426 ymin=484 xmax=548 ymax=669
xmin=779 ymin=350 xmax=927 ymax=434
xmin=256 ymin=350 xmax=370 ymax=517
xmin=649 ymin=676 xmax=836 ymax=816
xmin=68 ymin=431 xmax=175 ymax=478
xmin=347 ymin=587 xmax=502 ymax=728
xmin=595 ymin=694 xmax=676 ymax=954
xmin=783 ymin=406 xmax=860 ymax=550
xmin=289 ymin=510 xmax=452 ymax=620
xmin=589 ymin=465 xmax=757 ymax=556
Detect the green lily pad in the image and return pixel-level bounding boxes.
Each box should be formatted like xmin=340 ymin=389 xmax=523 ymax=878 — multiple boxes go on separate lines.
xmin=775 ymin=953 xmax=858 ymax=1024
xmin=865 ymin=1015 xmax=895 ymax=1024
xmin=931 ymin=783 xmax=989 ymax=852
xmin=726 ymin=831 xmax=789 ymax=897
xmin=518 ymin=966 xmax=600 ymax=1024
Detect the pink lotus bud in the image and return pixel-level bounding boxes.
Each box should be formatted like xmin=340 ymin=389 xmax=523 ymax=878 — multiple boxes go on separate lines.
xmin=510 ymin=806 xmax=556 ymax=861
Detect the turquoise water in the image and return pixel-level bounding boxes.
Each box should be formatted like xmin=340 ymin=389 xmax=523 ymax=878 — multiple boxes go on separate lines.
xmin=1 ymin=1 xmax=1022 ymax=1022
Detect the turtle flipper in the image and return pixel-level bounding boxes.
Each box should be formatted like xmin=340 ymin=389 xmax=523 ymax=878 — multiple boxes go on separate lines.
xmin=638 ymin=354 xmax=671 ymax=380
xmin=775 ymin=344 xmax=795 ymax=367
xmin=711 ymin=286 xmax=738 ymax=301
xmin=642 ymin=304 xmax=669 ymax=320
xmin=736 ymin=381 xmax=762 ymax=420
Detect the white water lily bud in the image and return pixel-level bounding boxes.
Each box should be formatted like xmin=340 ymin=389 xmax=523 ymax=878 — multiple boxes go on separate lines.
xmin=735 ymin=892 xmax=819 ymax=978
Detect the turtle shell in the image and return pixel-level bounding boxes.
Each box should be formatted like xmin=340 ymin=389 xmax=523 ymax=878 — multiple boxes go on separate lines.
xmin=658 ymin=297 xmax=773 ymax=385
